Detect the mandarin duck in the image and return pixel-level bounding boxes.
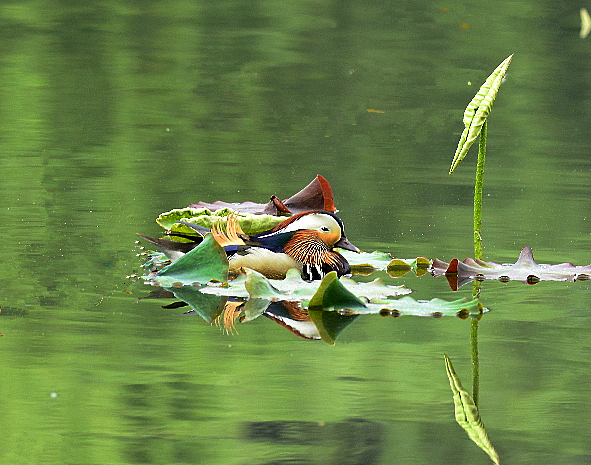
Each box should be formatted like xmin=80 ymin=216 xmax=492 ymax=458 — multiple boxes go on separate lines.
xmin=139 ymin=210 xmax=359 ymax=281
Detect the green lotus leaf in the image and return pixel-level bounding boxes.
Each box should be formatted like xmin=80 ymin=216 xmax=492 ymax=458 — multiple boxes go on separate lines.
xmin=340 ymin=250 xmax=431 ymax=276
xmin=156 ymin=207 xmax=286 ymax=235
xmin=200 ymin=269 xmax=410 ymax=303
xmin=243 ymin=268 xmax=286 ymax=299
xmin=308 ymin=271 xmax=367 ymax=311
xmin=338 ymin=276 xmax=411 ymax=300
xmin=153 ymin=262 xmax=479 ymax=317
xmin=156 ymin=207 xmax=216 ymax=229
xmin=199 ymin=273 xmax=250 ymax=298
xmin=360 ymin=297 xmax=482 ymax=317
xmin=229 ymin=213 xmax=287 ymax=235
xmin=145 ymin=233 xmax=229 ymax=286
xmin=341 ymin=250 xmax=394 ymax=269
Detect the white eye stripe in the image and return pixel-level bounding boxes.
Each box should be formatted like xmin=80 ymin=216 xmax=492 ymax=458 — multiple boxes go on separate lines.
xmin=256 ymin=229 xmax=288 ymax=240
xmin=282 ymin=213 xmax=340 ymax=234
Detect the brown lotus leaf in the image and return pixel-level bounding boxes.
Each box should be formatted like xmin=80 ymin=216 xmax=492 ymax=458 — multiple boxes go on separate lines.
xmin=189 ymin=174 xmax=336 ymax=215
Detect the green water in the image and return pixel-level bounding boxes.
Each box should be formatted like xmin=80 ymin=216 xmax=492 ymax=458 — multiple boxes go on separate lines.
xmin=2 ymin=1 xmax=591 ymax=464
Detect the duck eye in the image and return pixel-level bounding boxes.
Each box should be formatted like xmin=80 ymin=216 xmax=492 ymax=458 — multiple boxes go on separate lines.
xmin=320 ymin=226 xmax=331 ymax=232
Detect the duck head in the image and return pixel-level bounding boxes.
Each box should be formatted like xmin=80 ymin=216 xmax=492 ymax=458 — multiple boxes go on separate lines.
xmin=272 ymin=211 xmax=360 ymax=253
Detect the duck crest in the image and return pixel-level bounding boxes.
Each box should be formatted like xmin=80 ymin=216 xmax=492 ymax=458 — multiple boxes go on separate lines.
xmin=210 ymin=215 xmax=247 ymax=248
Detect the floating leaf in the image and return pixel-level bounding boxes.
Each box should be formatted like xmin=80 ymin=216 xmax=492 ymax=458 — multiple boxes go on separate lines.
xmin=340 ymin=250 xmax=431 ymax=277
xmin=450 ymin=55 xmax=513 ymax=174
xmin=444 ymin=354 xmax=499 ymax=464
xmin=156 ymin=207 xmax=220 ymax=230
xmin=328 ymin=296 xmax=481 ymax=320
xmin=207 ymin=270 xmax=481 ymax=317
xmin=143 ymin=245 xmax=484 ymax=318
xmin=157 ymin=207 xmax=286 ymax=235
xmin=431 ymin=246 xmax=591 ymax=289
xmin=360 ymin=297 xmax=482 ymax=317
xmin=342 ymin=250 xmax=394 ymax=268
xmin=243 ymin=268 xmax=285 ymax=299
xmin=337 ymin=277 xmax=411 ymax=301
xmin=308 ymin=271 xmax=368 ymax=311
xmin=189 ymin=174 xmax=336 ymax=215
xmin=387 ymin=257 xmax=430 ymax=277
xmin=200 ymin=268 xmax=411 ymax=302
xmin=145 ymin=233 xmax=229 ymax=286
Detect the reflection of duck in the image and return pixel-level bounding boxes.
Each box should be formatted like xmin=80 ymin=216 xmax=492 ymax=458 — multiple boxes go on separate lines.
xmin=139 ymin=210 xmax=360 ymax=281
xmin=263 ymin=301 xmax=321 ymax=340
xmin=218 ymin=299 xmax=359 ymax=343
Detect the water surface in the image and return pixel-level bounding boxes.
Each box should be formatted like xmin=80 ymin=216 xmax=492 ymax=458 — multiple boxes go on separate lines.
xmin=2 ymin=1 xmax=591 ymax=464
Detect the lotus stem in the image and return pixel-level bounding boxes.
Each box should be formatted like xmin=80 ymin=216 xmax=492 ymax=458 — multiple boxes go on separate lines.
xmin=471 ymin=118 xmax=486 ymax=406
xmin=471 ymin=279 xmax=481 ymax=406
xmin=470 ymin=316 xmax=480 ymax=406
xmin=473 ymin=120 xmax=487 ymax=260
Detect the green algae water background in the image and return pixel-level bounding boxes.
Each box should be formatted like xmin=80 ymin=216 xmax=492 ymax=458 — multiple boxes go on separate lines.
xmin=2 ymin=1 xmax=591 ymax=464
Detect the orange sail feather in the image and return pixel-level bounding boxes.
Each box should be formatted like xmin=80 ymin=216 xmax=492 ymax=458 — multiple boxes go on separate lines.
xmin=211 ymin=215 xmax=247 ymax=248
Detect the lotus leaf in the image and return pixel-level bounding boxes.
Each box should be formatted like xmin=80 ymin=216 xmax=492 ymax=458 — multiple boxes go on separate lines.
xmin=340 ymin=250 xmax=431 ymax=277
xmin=358 ymin=297 xmax=483 ymax=317
xmin=432 ymin=246 xmax=591 ymax=289
xmin=144 ymin=233 xmax=229 ymax=286
xmin=308 ymin=271 xmax=367 ymax=311
xmin=157 ymin=207 xmax=286 ymax=235
xmin=199 ymin=268 xmax=411 ymax=303
xmin=189 ymin=174 xmax=336 ymax=215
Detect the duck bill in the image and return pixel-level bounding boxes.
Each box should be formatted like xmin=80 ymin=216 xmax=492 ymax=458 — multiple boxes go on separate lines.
xmin=334 ymin=236 xmax=360 ymax=253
